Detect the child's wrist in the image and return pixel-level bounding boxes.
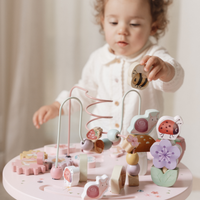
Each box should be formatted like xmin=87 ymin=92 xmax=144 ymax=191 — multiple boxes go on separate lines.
xmin=52 ymin=101 xmax=63 ymax=114
xmin=160 ymin=62 xmax=175 ymax=82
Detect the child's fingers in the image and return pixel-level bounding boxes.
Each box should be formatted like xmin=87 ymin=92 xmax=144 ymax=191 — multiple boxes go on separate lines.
xmin=144 ymin=56 xmax=159 ymax=72
xmin=140 ymin=55 xmax=151 ymax=66
xmin=38 ymin=109 xmax=48 ymax=125
xmin=148 ymin=66 xmax=161 ymax=81
xmin=43 ymin=110 xmax=53 ymax=123
xmin=33 ymin=112 xmax=40 ymax=129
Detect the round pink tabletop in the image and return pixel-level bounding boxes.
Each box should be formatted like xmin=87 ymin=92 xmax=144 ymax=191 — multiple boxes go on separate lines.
xmin=3 ymin=144 xmax=192 ymax=200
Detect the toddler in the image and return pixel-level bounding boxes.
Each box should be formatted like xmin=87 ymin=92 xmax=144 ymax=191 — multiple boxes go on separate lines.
xmin=33 ymin=0 xmax=184 ymax=141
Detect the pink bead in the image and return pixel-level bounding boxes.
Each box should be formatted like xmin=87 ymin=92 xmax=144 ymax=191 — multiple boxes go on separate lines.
xmin=80 ymin=139 xmax=94 ymax=151
xmin=50 ymin=166 xmax=63 ymax=180
xmin=127 ymin=164 xmax=140 ymax=176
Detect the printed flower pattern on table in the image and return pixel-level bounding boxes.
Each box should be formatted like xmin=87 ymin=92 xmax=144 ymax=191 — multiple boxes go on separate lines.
xmin=150 ymin=140 xmax=180 ymax=170
xmin=127 ymin=135 xmax=139 ymax=148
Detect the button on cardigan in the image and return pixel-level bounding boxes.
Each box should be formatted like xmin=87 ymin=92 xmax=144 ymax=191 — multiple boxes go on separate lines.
xmin=56 ymin=41 xmax=184 ymax=139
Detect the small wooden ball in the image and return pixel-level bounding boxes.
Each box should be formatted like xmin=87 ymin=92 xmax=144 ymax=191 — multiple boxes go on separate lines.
xmin=127 ymin=164 xmax=140 ymax=176
xmin=107 ymin=129 xmax=120 ymax=143
xmin=126 ymin=152 xmax=139 ymax=165
xmin=101 ymin=138 xmax=113 ymax=150
xmin=50 ymin=166 xmax=63 ymax=180
xmin=80 ymin=139 xmax=94 ymax=151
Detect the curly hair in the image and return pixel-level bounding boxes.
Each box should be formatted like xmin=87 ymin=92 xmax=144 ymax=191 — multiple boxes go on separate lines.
xmin=93 ymin=0 xmax=173 ymax=40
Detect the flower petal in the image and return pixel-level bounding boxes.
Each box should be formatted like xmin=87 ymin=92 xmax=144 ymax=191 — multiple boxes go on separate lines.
xmin=150 ymin=143 xmax=162 ymax=158
xmin=169 ymin=145 xmax=181 ymax=160
xmin=165 ymin=159 xmax=177 ymax=170
xmin=159 ymin=140 xmax=172 ymax=149
xmin=153 ymin=157 xmax=165 ymax=169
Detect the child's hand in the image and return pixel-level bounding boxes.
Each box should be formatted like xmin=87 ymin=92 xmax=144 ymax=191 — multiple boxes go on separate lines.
xmin=140 ymin=56 xmax=175 ymax=82
xmin=33 ymin=101 xmax=62 ymax=129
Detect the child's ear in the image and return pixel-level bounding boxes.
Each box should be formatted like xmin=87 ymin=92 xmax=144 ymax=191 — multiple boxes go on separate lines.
xmin=101 ymin=16 xmax=104 ymax=29
xmin=150 ymin=22 xmax=158 ymax=36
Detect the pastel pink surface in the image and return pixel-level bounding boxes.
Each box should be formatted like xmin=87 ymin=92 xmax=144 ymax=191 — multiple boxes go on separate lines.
xmin=12 ymin=158 xmax=50 ymax=175
xmin=44 ymin=144 xmax=76 ymax=155
xmin=4 ymin=144 xmax=192 ymax=200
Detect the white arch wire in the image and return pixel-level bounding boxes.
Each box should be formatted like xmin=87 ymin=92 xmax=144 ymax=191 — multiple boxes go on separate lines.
xmin=119 ymin=89 xmax=142 ymax=133
xmin=55 ymin=97 xmax=83 ymax=168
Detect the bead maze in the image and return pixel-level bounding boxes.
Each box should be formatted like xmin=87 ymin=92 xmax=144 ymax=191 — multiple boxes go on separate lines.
xmin=10 ymin=64 xmax=187 ymax=199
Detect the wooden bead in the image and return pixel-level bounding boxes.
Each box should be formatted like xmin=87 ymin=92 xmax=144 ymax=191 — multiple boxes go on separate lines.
xmin=80 ymin=139 xmax=94 ymax=151
xmin=121 ymin=134 xmax=139 ymax=153
xmin=93 ymin=140 xmax=104 ymax=154
xmin=127 ymin=174 xmax=139 ymax=186
xmin=126 ymin=152 xmax=139 ymax=165
xmin=101 ymin=138 xmax=113 ymax=150
xmin=86 ymin=127 xmax=103 ymax=142
xmin=107 ymin=129 xmax=120 ymax=143
xmin=127 ymin=164 xmax=140 ymax=176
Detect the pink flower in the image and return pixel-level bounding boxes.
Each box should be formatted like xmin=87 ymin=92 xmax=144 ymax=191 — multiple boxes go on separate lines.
xmin=127 ymin=135 xmax=139 ymax=148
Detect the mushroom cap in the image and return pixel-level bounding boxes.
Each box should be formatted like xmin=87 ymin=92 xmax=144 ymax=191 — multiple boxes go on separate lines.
xmin=134 ymin=135 xmax=155 ymax=152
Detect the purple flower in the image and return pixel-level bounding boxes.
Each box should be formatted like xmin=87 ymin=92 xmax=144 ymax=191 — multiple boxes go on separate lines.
xmin=150 ymin=140 xmax=180 ymax=170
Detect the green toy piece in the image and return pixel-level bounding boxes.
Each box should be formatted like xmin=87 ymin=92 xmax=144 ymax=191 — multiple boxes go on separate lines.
xmin=151 ymin=166 xmax=179 ymax=187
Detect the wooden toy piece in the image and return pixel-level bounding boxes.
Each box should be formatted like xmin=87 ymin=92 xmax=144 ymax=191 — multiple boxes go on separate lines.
xmin=137 ymin=152 xmax=148 ymax=176
xmin=86 ymin=127 xmax=103 ymax=142
xmin=134 ymin=135 xmax=155 ymax=153
xmin=151 ymin=166 xmax=179 ymax=187
xmin=80 ymin=139 xmax=94 ymax=151
xmin=37 ymin=152 xmax=45 ymax=165
xmin=126 ymin=164 xmax=140 ymax=176
xmin=156 ymin=136 xmax=186 ymax=164
xmin=20 ymin=150 xmax=47 ymax=160
xmin=93 ymin=140 xmax=104 ymax=154
xmin=110 ymin=165 xmax=126 ymax=194
xmin=156 ymin=115 xmax=183 ymax=140
xmin=50 ymin=166 xmax=63 ymax=180
xmin=12 ymin=158 xmax=50 ymax=175
xmin=44 ymin=144 xmax=76 ymax=155
xmin=101 ymin=138 xmax=113 ymax=150
xmin=127 ymin=62 xmax=153 ymax=90
xmin=81 ymin=174 xmax=109 ymax=200
xmin=150 ymin=139 xmax=181 ymax=170
xmin=121 ymin=134 xmax=139 ymax=153
xmin=127 ymin=109 xmax=159 ymax=135
xmin=74 ymin=155 xmax=96 ymax=169
xmin=127 ymin=174 xmax=139 ymax=187
xmin=110 ymin=145 xmax=124 ymax=158
xmin=45 ymin=155 xmax=74 ymax=170
xmin=79 ymin=154 xmax=88 ymax=182
xmin=107 ymin=129 xmax=121 ymax=143
xmin=126 ymin=152 xmax=139 ymax=165
xmin=63 ymin=166 xmax=80 ymax=187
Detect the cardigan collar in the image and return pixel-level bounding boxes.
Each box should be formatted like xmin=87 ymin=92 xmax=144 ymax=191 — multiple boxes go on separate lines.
xmin=101 ymin=40 xmax=152 ymax=66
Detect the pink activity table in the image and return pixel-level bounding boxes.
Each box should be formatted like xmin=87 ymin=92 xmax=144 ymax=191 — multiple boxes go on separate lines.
xmin=3 ymin=143 xmax=192 ymax=200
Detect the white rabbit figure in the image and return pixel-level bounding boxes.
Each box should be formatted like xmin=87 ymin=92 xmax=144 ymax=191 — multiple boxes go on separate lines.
xmin=81 ymin=175 xmax=109 ymax=200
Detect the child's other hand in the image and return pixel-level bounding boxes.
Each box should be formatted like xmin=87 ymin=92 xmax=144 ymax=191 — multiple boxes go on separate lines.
xmin=33 ymin=101 xmax=62 ymax=129
xmin=140 ymin=55 xmax=175 ymax=82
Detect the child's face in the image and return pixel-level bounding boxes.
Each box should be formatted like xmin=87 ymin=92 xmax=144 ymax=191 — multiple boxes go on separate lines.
xmin=102 ymin=0 xmax=154 ymax=56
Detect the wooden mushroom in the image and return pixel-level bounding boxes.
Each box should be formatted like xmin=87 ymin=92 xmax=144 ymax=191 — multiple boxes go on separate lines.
xmin=133 ymin=134 xmax=155 ymax=176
